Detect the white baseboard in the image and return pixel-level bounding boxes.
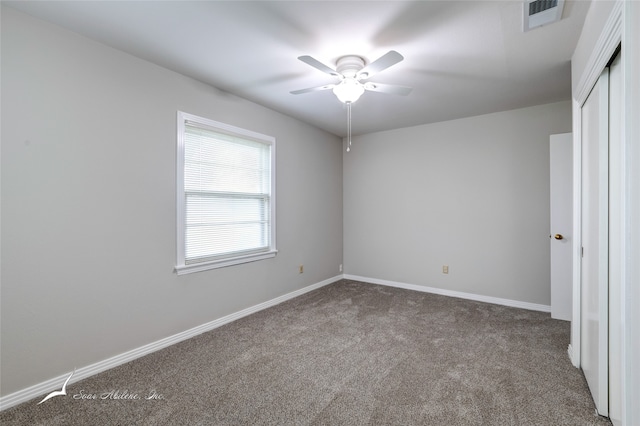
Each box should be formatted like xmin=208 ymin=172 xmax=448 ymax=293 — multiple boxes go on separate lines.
xmin=567 ymin=344 xmax=574 ymax=363
xmin=0 ymin=275 xmax=342 ymax=411
xmin=344 ymin=274 xmax=552 ymax=313
xmin=551 ymin=311 xmax=572 ymax=322
xmin=567 ymin=344 xmax=580 ymax=368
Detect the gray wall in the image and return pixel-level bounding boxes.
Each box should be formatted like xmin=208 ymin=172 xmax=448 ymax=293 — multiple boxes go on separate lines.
xmin=1 ymin=7 xmax=343 ymax=396
xmin=344 ymin=101 xmax=572 ymax=305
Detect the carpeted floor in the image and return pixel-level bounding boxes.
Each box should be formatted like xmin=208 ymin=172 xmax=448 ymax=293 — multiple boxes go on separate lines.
xmin=1 ymin=279 xmax=611 ymax=425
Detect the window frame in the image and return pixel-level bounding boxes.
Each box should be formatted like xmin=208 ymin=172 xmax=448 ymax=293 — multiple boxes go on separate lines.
xmin=175 ymin=111 xmax=276 ymax=275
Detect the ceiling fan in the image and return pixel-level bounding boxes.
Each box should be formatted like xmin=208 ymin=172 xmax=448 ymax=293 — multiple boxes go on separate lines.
xmin=291 ymin=50 xmax=412 ymax=104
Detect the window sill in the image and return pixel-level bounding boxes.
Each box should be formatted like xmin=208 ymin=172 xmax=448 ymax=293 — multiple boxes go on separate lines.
xmin=175 ymin=250 xmax=277 ymax=275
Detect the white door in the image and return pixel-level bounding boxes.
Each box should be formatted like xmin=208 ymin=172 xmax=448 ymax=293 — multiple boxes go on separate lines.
xmin=607 ymin=51 xmax=623 ymax=426
xmin=550 ymin=133 xmax=572 ymax=321
xmin=580 ymin=68 xmax=609 ymax=416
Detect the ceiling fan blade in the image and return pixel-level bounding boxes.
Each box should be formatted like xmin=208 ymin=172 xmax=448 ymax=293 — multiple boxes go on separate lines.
xmin=363 ymin=82 xmax=412 ymax=96
xmin=298 ymin=56 xmax=340 ymax=77
xmin=290 ymin=84 xmax=336 ymax=95
xmin=358 ymin=50 xmax=404 ymax=79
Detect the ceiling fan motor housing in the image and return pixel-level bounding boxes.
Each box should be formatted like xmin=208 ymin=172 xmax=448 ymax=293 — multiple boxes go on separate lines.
xmin=336 ymin=56 xmax=365 ymax=78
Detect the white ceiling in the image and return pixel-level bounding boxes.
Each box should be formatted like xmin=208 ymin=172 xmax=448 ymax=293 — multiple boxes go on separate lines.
xmin=6 ymin=1 xmax=590 ymax=137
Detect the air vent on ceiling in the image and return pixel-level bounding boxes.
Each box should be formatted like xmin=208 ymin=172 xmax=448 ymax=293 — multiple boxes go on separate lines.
xmin=523 ymin=0 xmax=565 ymax=32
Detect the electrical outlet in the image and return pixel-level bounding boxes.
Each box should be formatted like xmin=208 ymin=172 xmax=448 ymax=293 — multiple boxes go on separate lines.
xmin=339 ymin=264 xmax=343 ymax=272
xmin=443 ymin=265 xmax=449 ymax=274
xmin=299 ymin=265 xmax=304 ymax=274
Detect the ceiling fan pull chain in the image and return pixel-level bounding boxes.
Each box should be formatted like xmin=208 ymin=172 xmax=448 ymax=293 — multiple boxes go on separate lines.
xmin=347 ymin=102 xmax=352 ymax=152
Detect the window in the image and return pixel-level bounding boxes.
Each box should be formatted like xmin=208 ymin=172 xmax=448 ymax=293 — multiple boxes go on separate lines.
xmin=175 ymin=111 xmax=276 ymax=275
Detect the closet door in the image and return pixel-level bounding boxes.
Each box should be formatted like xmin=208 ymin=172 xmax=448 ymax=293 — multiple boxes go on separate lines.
xmin=608 ymin=51 xmax=623 ymax=426
xmin=580 ymin=67 xmax=609 ymax=416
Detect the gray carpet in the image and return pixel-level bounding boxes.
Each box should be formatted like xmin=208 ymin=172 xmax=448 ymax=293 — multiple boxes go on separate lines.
xmin=1 ymin=279 xmax=611 ymax=425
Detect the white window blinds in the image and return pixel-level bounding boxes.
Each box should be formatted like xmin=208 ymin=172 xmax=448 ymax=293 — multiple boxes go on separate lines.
xmin=176 ymin=112 xmax=276 ymax=274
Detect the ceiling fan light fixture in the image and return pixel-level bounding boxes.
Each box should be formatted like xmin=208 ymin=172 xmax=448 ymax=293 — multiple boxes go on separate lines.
xmin=293 ymin=50 xmax=411 ymax=152
xmin=333 ymin=77 xmax=365 ymax=103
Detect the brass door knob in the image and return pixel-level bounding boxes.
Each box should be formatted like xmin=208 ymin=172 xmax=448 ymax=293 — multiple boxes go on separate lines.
xmin=554 ymin=234 xmax=563 ymax=240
